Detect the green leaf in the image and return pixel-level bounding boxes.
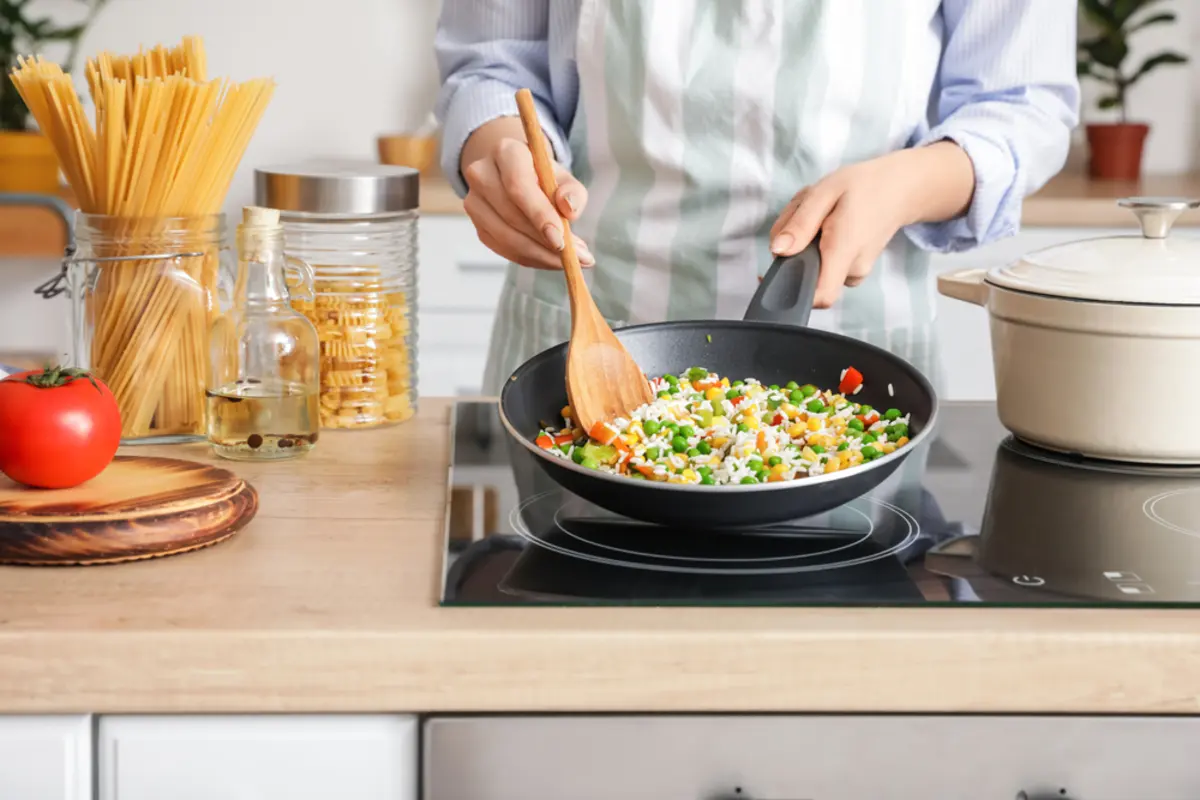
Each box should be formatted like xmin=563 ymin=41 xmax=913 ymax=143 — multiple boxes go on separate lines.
xmin=1097 ymin=94 xmax=1123 ymax=110
xmin=1081 ymin=35 xmax=1129 ymax=70
xmin=37 ymin=23 xmax=85 ymax=41
xmin=1079 ymin=0 xmax=1118 ymax=30
xmin=1129 ymin=51 xmax=1189 ymax=84
xmin=1077 ymin=60 xmax=1092 ymax=77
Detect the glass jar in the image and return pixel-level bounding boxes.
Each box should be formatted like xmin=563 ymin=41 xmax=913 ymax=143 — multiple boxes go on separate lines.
xmin=66 ymin=213 xmax=228 ymax=444
xmin=255 ymin=162 xmax=419 ymax=430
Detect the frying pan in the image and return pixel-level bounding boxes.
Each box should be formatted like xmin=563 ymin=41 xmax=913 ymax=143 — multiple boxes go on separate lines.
xmin=499 ymin=243 xmax=939 ymax=528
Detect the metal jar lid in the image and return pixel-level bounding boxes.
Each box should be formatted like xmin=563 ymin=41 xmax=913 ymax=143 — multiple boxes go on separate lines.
xmin=254 ymin=159 xmax=420 ymax=216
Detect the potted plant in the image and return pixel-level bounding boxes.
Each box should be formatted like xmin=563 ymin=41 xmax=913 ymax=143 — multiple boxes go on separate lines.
xmin=1077 ymin=0 xmax=1189 ymax=181
xmin=0 ymin=0 xmax=109 ymax=193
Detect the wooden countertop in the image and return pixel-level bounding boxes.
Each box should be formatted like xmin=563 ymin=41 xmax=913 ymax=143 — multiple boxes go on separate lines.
xmin=2 ymin=397 xmax=1200 ymax=715
xmin=421 ymin=172 xmax=1200 ymax=228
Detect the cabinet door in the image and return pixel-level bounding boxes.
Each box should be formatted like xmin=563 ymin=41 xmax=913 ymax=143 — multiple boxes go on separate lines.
xmin=0 ymin=715 xmax=92 ymax=800
xmin=99 ymin=715 xmax=417 ymax=800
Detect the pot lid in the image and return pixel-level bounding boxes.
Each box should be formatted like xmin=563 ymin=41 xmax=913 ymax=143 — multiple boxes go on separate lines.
xmin=987 ymin=197 xmax=1200 ymax=305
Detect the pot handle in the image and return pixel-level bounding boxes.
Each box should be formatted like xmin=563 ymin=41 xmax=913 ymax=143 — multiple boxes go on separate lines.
xmin=937 ymin=268 xmax=989 ymax=307
xmin=743 ymin=237 xmax=821 ymax=327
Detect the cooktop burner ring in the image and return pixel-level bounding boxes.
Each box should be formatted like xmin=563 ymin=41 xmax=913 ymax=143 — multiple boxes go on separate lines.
xmin=1143 ymin=487 xmax=1200 ymax=538
xmin=509 ymin=492 xmax=921 ymax=576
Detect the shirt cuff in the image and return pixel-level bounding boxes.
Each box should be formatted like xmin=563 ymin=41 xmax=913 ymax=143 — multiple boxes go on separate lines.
xmin=903 ymin=121 xmax=1021 ymax=254
xmin=439 ymin=77 xmax=571 ymax=197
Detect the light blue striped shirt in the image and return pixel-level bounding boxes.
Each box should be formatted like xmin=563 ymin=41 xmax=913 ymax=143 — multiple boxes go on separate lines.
xmin=435 ymin=1 xmax=1080 ymax=253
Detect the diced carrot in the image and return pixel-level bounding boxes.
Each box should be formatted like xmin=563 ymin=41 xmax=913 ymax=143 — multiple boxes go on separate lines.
xmin=838 ymin=366 xmax=864 ymax=395
xmin=756 ymin=430 xmax=768 ymax=452
xmin=694 ymin=378 xmax=719 ymax=390
xmin=588 ymin=421 xmax=619 ymax=445
xmin=635 ymin=464 xmax=657 ymax=478
xmin=535 ymin=434 xmax=554 ymax=450
xmin=858 ymin=411 xmax=880 ymax=428
xmin=612 ymin=437 xmax=631 ymax=454
xmin=552 ymin=432 xmax=575 ymax=446
xmin=730 ymin=395 xmax=746 ymax=406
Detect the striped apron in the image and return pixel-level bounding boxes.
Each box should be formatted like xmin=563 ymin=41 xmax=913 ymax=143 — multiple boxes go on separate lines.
xmin=487 ymin=0 xmax=949 ymax=537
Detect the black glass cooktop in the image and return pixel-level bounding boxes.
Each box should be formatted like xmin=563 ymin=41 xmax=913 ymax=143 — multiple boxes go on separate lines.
xmin=441 ymin=401 xmax=1200 ymax=607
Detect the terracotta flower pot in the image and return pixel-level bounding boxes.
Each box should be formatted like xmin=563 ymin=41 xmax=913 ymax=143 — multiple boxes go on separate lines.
xmin=0 ymin=131 xmax=60 ymax=193
xmin=1086 ymin=122 xmax=1150 ymax=182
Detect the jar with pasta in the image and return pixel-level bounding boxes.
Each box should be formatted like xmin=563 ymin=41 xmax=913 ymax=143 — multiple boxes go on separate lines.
xmin=64 ymin=213 xmax=229 ymax=444
xmin=255 ymin=162 xmax=419 ymax=429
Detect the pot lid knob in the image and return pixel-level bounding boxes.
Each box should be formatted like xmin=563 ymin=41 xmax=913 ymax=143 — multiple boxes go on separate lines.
xmin=1117 ymin=196 xmax=1200 ymax=239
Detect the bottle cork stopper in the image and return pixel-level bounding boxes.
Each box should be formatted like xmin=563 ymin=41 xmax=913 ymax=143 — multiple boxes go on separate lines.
xmin=243 ymin=205 xmax=281 ymax=228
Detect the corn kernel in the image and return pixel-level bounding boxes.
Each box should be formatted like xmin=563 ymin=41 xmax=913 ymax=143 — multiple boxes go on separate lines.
xmin=682 ymin=468 xmax=698 ymax=481
xmin=771 ymin=463 xmax=788 ymax=475
xmin=830 ymin=417 xmax=847 ymax=431
xmin=704 ymin=387 xmax=723 ymax=402
xmin=808 ymin=433 xmax=832 ymax=448
xmin=824 ymin=459 xmax=841 ymax=473
xmin=848 ymin=451 xmax=864 ymax=466
xmin=767 ymin=472 xmax=787 ymax=483
xmin=780 ymin=402 xmax=799 ymax=419
xmin=712 ymin=415 xmax=728 ymax=428
xmin=838 ymin=450 xmax=853 ymax=466
xmin=713 ymin=436 xmax=729 ymax=448
xmin=896 ymin=436 xmax=910 ymax=447
xmin=787 ymin=423 xmax=805 ymax=438
xmin=806 ymin=417 xmax=822 ymax=432
xmin=801 ymin=446 xmax=819 ymax=462
xmin=880 ymin=442 xmax=896 ymax=454
xmin=621 ymin=433 xmax=639 ymax=446
xmin=745 ymin=416 xmax=760 ymax=430
xmin=720 ymin=377 xmax=731 ymax=388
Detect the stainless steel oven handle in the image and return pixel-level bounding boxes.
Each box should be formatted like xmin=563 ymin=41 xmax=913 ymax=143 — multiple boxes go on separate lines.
xmin=1016 ymin=792 xmax=1075 ymax=800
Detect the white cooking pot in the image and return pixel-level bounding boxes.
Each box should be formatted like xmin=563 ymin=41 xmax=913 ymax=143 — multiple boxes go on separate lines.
xmin=939 ymin=197 xmax=1200 ymax=465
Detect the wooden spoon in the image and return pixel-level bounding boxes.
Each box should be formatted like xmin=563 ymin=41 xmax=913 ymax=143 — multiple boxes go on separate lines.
xmin=514 ymin=88 xmax=654 ymax=435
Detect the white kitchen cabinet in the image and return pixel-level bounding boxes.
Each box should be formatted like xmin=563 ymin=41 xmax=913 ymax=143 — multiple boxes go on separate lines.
xmin=98 ymin=714 xmax=417 ymax=800
xmin=0 ymin=715 xmax=92 ymax=800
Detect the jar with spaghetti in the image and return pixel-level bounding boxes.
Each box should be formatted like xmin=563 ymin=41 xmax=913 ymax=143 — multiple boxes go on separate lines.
xmin=65 ymin=213 xmax=229 ymax=444
xmin=255 ymin=162 xmax=419 ymax=429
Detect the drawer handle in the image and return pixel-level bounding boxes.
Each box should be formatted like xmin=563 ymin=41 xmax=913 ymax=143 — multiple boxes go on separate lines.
xmin=458 ymin=261 xmax=506 ymax=274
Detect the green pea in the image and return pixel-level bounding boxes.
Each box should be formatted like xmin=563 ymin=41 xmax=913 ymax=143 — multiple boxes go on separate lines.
xmin=687 ymin=448 xmax=701 ymax=458
xmin=837 ymin=442 xmax=849 ymax=451
xmin=725 ymin=388 xmax=741 ymax=400
xmin=801 ymin=384 xmax=818 ymax=398
xmin=642 ymin=420 xmax=661 ymax=436
xmin=785 ymin=381 xmax=799 ymax=390
xmin=888 ymin=424 xmax=909 ymax=439
xmin=671 ymin=436 xmax=689 ymax=453
xmin=581 ymin=456 xmax=601 ymax=469
xmin=810 ymin=444 xmax=825 ymax=454
xmin=664 ymin=420 xmax=679 ymax=431
xmin=767 ymin=397 xmax=783 ymax=410
xmin=737 ymin=422 xmax=750 ymax=433
xmin=740 ymin=476 xmax=759 ymax=485
xmin=748 ymin=458 xmax=764 ymax=470
xmin=629 ymin=471 xmax=646 ymax=480
xmin=884 ymin=408 xmax=902 ymax=421
xmin=698 ymin=466 xmax=713 ymax=477
xmin=686 ymin=366 xmax=709 ymax=381
xmin=789 ymin=389 xmax=805 ymax=404
xmin=701 ymin=476 xmax=716 ymax=485
xmin=861 ymin=446 xmax=880 ymax=460
xmin=806 ymin=399 xmax=826 ymax=413
xmin=571 ymin=448 xmax=586 ymax=464
xmin=847 ymin=418 xmax=865 ymax=432
xmin=859 ymin=404 xmax=874 ymax=414
xmin=657 ymin=390 xmax=671 ymax=399
xmin=768 ymin=384 xmax=780 ymax=391
xmin=558 ymin=443 xmax=571 ymax=454
xmin=862 ymin=433 xmax=877 ymax=444
xmin=732 ymin=380 xmax=745 ymax=387
xmin=644 ymin=446 xmax=661 ymax=460
xmin=678 ymin=425 xmax=695 ymax=439
xmin=697 ymin=441 xmax=712 ymax=455
xmin=768 ymin=455 xmax=783 ymax=466
xmin=667 ymin=384 xmax=681 ymax=394
xmin=663 ymin=373 xmax=679 ymax=385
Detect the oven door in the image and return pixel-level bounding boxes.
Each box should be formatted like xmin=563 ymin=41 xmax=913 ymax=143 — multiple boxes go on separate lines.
xmin=423 ymin=715 xmax=1200 ymax=799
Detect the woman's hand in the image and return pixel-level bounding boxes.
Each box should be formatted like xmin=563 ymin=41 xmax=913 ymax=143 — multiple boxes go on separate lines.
xmin=461 ymin=117 xmax=594 ymax=270
xmin=769 ymin=141 xmax=975 ymax=308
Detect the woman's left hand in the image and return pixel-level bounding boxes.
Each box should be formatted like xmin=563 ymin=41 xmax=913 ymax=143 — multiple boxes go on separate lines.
xmin=768 ymin=141 xmax=974 ymax=308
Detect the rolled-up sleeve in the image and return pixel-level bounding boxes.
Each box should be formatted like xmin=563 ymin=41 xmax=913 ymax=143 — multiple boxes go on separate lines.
xmin=905 ymin=0 xmax=1081 ymax=253
xmin=435 ymin=0 xmax=568 ymax=197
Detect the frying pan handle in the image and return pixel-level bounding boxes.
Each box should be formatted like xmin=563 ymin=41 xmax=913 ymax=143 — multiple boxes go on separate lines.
xmin=743 ymin=238 xmax=821 ymax=327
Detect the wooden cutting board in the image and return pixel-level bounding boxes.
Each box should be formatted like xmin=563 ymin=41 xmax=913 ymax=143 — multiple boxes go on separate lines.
xmin=0 ymin=456 xmax=258 ymax=566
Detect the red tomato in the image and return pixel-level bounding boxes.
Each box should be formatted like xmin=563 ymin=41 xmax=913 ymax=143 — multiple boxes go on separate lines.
xmin=0 ymin=366 xmax=121 ymax=489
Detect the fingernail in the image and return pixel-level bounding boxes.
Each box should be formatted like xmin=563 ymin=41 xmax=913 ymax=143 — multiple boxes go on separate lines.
xmin=565 ymin=192 xmax=579 ymax=212
xmin=771 ymin=233 xmax=794 ymax=255
xmin=543 ymin=224 xmax=565 ymax=251
xmin=576 ymin=241 xmax=595 ymax=265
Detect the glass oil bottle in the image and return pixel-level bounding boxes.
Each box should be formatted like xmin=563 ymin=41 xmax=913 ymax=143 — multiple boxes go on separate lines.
xmin=207 ymin=206 xmax=321 ymax=460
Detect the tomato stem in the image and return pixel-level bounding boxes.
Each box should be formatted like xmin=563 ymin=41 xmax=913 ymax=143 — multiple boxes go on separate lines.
xmin=23 ymin=363 xmax=102 ymax=392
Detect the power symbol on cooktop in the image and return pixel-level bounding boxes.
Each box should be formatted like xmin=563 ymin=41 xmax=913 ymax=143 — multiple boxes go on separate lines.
xmin=1012 ymin=575 xmax=1045 ymax=587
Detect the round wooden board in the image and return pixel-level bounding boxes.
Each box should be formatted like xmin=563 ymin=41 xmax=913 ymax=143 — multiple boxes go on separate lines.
xmin=0 ymin=456 xmax=258 ymax=566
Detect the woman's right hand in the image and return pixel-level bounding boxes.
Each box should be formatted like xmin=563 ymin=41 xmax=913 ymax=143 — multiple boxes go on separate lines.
xmin=460 ymin=117 xmax=594 ymax=270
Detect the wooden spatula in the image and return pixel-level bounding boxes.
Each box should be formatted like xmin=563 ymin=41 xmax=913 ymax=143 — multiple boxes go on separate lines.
xmin=514 ymin=89 xmax=654 ymax=435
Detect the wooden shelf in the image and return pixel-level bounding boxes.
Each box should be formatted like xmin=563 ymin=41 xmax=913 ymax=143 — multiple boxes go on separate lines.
xmin=0 ymin=187 xmax=76 ymax=258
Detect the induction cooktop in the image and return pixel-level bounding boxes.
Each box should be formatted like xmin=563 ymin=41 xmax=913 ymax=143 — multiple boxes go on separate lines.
xmin=441 ymin=401 xmax=1200 ymax=607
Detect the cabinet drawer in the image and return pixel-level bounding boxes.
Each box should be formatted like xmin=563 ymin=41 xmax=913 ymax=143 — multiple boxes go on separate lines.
xmin=99 ymin=715 xmax=417 ymax=800
xmin=419 ymin=218 xmax=507 ymax=311
xmin=0 ymin=715 xmax=91 ymax=800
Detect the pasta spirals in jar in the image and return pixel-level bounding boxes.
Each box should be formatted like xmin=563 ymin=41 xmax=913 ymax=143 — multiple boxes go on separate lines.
xmin=255 ymin=161 xmax=420 ymax=430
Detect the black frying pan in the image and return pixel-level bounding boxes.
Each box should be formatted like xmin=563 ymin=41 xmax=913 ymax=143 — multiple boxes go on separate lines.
xmin=499 ymin=243 xmax=939 ymax=528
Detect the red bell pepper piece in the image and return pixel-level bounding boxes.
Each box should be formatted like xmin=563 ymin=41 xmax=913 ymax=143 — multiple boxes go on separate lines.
xmin=839 ymin=366 xmax=864 ymax=395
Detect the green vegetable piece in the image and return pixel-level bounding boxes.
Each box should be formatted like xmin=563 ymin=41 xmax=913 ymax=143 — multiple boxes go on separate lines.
xmin=687 ymin=448 xmax=701 ymax=458
xmin=800 ymin=384 xmax=818 ymax=397
xmin=571 ymin=448 xmax=586 ymax=464
xmin=889 ymin=423 xmax=909 ymax=439
xmin=671 ymin=435 xmax=688 ymax=453
xmin=847 ymin=418 xmax=865 ymax=432
xmin=732 ymin=380 xmax=745 ymax=387
xmin=580 ymin=443 xmax=617 ymax=463
xmin=736 ymin=422 xmax=750 ymax=433
xmin=698 ymin=466 xmax=713 ymax=477
xmin=837 ymin=442 xmax=849 ymax=451
xmin=558 ymin=443 xmax=571 ymax=454
xmin=642 ymin=420 xmax=661 ymax=436
xmin=768 ymin=384 xmax=780 ymax=391
xmin=664 ymin=420 xmax=679 ymax=431
xmin=884 ymin=408 xmax=902 ymax=421
xmin=657 ymin=390 xmax=671 ymax=399
xmin=663 ymin=374 xmax=679 ymax=385
xmin=810 ymin=444 xmax=825 ymax=454
xmin=678 ymin=425 xmax=695 ymax=439
xmin=697 ymin=440 xmax=712 ymax=455
xmin=686 ymin=367 xmax=709 ymax=381
xmin=785 ymin=381 xmax=799 ymax=390
xmin=806 ymin=399 xmax=825 ymax=413
xmin=789 ymin=389 xmax=805 ymax=404
xmin=725 ymin=388 xmax=741 ymax=400
xmin=740 ymin=476 xmax=759 ymax=485
xmin=767 ymin=398 xmax=783 ymax=410
xmin=862 ymin=433 xmax=877 ymax=444
xmin=768 ymin=455 xmax=783 ymax=466
xmin=696 ymin=408 xmax=714 ymax=427
xmin=701 ymin=476 xmax=716 ymax=485
xmin=580 ymin=456 xmax=601 ymax=469
xmin=644 ymin=446 xmax=661 ymax=460
xmin=861 ymin=446 xmax=880 ymax=460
